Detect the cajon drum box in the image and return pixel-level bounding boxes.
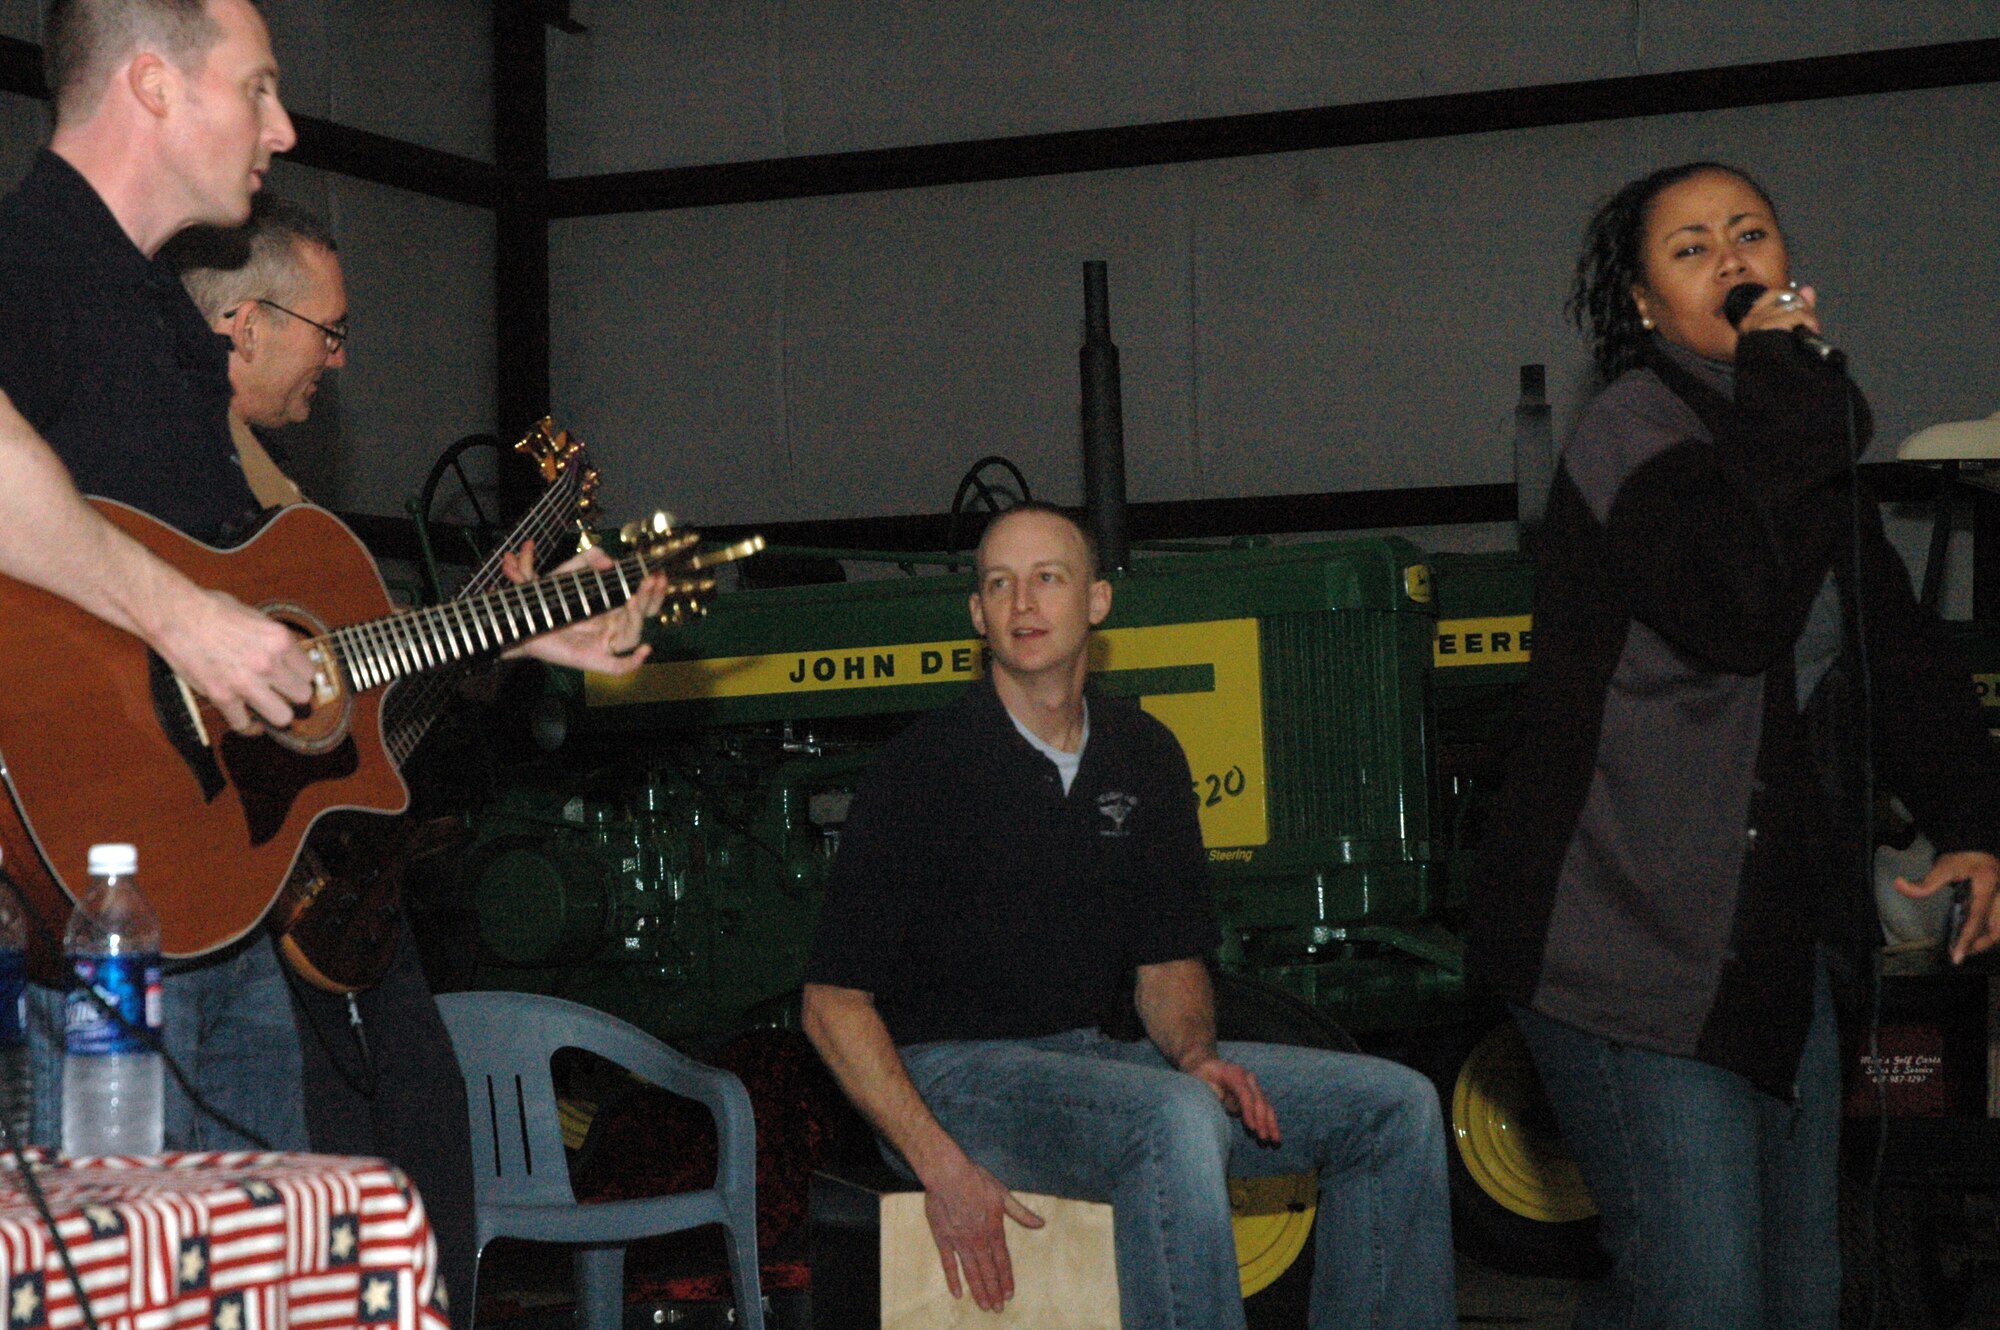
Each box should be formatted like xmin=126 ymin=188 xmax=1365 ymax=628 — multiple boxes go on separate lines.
xmin=811 ymin=1166 xmax=1119 ymax=1330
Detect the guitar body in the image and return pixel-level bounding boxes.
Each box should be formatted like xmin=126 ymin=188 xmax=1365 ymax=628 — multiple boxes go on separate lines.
xmin=273 ymin=811 xmax=466 ymax=992
xmin=0 ymin=500 xmax=408 ymax=977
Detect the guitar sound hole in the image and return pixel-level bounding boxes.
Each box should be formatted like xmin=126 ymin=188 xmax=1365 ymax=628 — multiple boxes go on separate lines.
xmin=261 ymin=601 xmax=352 ymax=756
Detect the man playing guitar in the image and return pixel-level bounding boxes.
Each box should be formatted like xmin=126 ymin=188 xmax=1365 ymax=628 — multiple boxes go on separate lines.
xmin=0 ymin=7 xmax=659 ymax=1296
xmin=170 ymin=194 xmax=480 ymax=1319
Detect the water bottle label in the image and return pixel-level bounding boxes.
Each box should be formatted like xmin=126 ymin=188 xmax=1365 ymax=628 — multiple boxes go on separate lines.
xmin=0 ymin=950 xmax=23 ymax=1050
xmin=65 ymin=954 xmax=162 ymax=1057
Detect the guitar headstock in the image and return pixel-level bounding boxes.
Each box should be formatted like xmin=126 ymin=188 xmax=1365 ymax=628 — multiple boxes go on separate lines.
xmin=515 ymin=417 xmax=601 ymax=547
xmin=614 ymin=513 xmax=767 ymax=627
xmin=514 ymin=417 xmax=578 ymax=484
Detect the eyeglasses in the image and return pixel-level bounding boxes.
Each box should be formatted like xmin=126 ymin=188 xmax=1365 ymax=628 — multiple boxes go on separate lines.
xmin=251 ymin=298 xmax=348 ymax=354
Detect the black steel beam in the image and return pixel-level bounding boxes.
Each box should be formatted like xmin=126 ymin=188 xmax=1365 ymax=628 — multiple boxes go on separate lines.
xmin=339 ymin=463 xmax=1944 ymax=565
xmin=14 ymin=32 xmax=1996 ymax=225
xmin=698 ymin=482 xmax=1521 ymax=555
xmin=0 ymin=35 xmax=45 ymax=100
xmin=548 ymin=37 xmax=2000 ymax=217
xmin=289 ymin=116 xmax=497 ymax=208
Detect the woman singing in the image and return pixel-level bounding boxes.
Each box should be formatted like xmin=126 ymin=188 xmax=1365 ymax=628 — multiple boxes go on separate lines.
xmin=1471 ymin=161 xmax=2000 ymax=1329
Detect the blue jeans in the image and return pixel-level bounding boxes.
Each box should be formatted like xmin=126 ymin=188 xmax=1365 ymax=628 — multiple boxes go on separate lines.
xmin=894 ymin=1029 xmax=1455 ymax=1330
xmin=1512 ymin=961 xmax=1840 ymax=1330
xmin=30 ymin=934 xmax=309 ymax=1151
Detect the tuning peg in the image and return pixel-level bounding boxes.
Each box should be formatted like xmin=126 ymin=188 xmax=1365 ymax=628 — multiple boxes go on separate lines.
xmin=686 ymin=534 xmax=766 ymax=571
xmin=642 ymin=531 xmax=700 ymax=563
xmin=619 ymin=511 xmax=677 ymax=546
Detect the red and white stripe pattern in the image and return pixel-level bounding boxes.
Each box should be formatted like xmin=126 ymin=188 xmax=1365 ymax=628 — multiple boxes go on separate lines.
xmin=0 ymin=1153 xmax=448 ymax=1330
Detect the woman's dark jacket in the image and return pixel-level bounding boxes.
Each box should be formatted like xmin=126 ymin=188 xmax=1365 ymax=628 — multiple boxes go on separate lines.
xmin=1470 ymin=331 xmax=2000 ymax=1096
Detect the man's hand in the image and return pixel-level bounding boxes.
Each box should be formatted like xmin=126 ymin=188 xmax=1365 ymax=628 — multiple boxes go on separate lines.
xmin=499 ymin=537 xmax=667 ymax=675
xmin=802 ymin=985 xmax=1041 ymax=1310
xmin=1897 ymin=850 xmax=2000 ymax=964
xmin=150 ymin=584 xmax=316 ymax=733
xmin=1186 ymin=1055 xmax=1281 ymax=1145
xmin=921 ymin=1151 xmax=1044 ymax=1311
xmin=1135 ymin=958 xmax=1286 ymax=1145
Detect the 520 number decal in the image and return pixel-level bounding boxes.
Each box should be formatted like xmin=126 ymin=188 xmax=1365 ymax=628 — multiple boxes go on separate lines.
xmin=1194 ymin=765 xmax=1248 ymax=808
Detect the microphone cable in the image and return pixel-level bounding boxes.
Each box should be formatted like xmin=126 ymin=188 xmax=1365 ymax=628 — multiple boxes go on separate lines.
xmin=0 ymin=1112 xmax=105 ymax=1330
xmin=1838 ymin=376 xmax=1889 ymax=1330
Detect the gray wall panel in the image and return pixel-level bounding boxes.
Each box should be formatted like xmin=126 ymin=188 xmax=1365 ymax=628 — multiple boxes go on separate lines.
xmin=545 ymin=82 xmax=2000 ymax=550
xmin=317 ymin=173 xmax=495 ymax=517
xmin=773 ymin=1 xmax=1193 ymax=156
xmin=549 ymin=204 xmax=792 ymax=528
xmin=1 ymin=1 xmax=490 ymax=162
xmin=548 ymin=1 xmax=2000 ymax=177
xmin=261 ymin=0 xmax=332 ymax=124
xmin=0 ymin=3 xmax=36 ymax=43
xmin=549 ymin=0 xmax=782 ymax=177
xmin=1634 ymin=0 xmax=2000 ymax=70
xmin=778 ymin=169 xmax=1196 ymax=516
xmin=0 ymin=91 xmax=43 ymax=183
xmin=549 ymin=167 xmax=1200 ymax=526
xmin=1185 ymin=1 xmax=1640 ymax=114
xmin=303 ymin=0 xmax=490 ymax=162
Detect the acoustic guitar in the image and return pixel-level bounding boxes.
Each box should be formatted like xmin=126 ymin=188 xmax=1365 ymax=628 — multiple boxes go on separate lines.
xmin=0 ymin=492 xmax=756 ymax=981
xmin=272 ymin=420 xmax=598 ymax=993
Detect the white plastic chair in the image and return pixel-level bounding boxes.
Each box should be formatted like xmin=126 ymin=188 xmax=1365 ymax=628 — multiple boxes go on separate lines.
xmin=436 ymin=991 xmax=764 ymax=1330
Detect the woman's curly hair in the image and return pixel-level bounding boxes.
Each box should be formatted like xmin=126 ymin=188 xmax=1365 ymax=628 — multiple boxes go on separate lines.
xmin=1567 ymin=161 xmax=1777 ymax=382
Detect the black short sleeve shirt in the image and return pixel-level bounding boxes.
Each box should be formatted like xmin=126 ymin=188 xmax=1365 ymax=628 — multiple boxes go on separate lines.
xmin=806 ymin=675 xmax=1221 ymax=1046
xmin=0 ymin=151 xmax=257 ymax=542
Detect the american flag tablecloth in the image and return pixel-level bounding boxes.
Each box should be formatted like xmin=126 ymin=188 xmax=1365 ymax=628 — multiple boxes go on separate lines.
xmin=0 ymin=1152 xmax=450 ymax=1330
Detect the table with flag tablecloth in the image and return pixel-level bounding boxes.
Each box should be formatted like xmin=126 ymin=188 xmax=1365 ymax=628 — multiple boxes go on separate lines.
xmin=0 ymin=1152 xmax=449 ymax=1330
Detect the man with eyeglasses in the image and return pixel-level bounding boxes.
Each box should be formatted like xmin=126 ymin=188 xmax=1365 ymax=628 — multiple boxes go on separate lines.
xmin=169 ymin=195 xmax=476 ymax=1327
xmin=172 ymin=193 xmax=348 ymax=507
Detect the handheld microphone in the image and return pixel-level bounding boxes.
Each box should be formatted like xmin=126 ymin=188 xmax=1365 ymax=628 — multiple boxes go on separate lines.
xmin=1723 ymin=282 xmax=1845 ymax=368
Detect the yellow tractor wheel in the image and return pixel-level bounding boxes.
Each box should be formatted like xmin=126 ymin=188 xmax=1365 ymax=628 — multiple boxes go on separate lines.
xmin=1452 ymin=1021 xmax=1596 ymax=1224
xmin=1428 ymin=1017 xmax=1603 ymax=1275
xmin=1231 ymin=1171 xmax=1318 ymax=1298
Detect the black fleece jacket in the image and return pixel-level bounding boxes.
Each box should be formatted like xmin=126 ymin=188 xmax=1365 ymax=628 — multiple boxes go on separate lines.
xmin=1472 ymin=332 xmax=2000 ymax=1095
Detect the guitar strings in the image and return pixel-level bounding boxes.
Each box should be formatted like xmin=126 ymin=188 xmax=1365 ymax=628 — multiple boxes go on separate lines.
xmin=317 ymin=540 xmax=697 ymax=697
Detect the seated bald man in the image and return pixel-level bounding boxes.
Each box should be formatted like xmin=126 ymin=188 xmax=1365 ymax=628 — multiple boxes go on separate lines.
xmin=804 ymin=502 xmax=1456 ymax=1330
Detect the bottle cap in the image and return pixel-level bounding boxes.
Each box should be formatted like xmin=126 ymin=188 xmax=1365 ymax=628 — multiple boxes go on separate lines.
xmin=86 ymin=844 xmax=137 ymax=876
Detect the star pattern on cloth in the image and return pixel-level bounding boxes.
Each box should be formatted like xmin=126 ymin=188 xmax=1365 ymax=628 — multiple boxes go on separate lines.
xmin=177 ymin=1236 xmax=209 ymax=1292
xmin=7 ymin=1273 xmax=41 ymax=1330
xmin=241 ymin=1180 xmax=279 ymax=1205
xmin=82 ymin=1206 xmax=122 ymax=1237
xmin=360 ymin=1272 xmax=397 ymax=1323
xmin=327 ymin=1215 xmax=359 ymax=1266
xmin=212 ymin=1292 xmax=244 ymax=1330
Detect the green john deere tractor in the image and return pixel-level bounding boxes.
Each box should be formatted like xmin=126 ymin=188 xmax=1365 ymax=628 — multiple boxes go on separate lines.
xmin=421 ymin=523 xmax=1600 ymax=1287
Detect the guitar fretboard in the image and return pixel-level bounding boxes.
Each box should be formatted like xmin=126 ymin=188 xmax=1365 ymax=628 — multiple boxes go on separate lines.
xmin=317 ymin=539 xmax=676 ymax=698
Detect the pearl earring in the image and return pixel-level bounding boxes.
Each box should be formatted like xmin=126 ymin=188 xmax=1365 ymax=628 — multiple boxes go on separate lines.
xmin=1641 ymin=316 xmax=1655 ymax=330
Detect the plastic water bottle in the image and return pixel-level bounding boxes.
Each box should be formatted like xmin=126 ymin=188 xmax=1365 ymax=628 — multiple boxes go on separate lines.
xmin=62 ymin=844 xmax=163 ymax=1156
xmin=0 ymin=885 xmax=29 ymax=1146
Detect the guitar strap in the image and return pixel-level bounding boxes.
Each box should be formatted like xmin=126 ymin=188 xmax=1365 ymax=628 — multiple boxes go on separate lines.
xmin=230 ymin=412 xmax=305 ymax=509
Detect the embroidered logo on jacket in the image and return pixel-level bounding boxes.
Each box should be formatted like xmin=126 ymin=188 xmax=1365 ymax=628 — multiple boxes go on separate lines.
xmin=1097 ymin=791 xmax=1138 ymax=837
